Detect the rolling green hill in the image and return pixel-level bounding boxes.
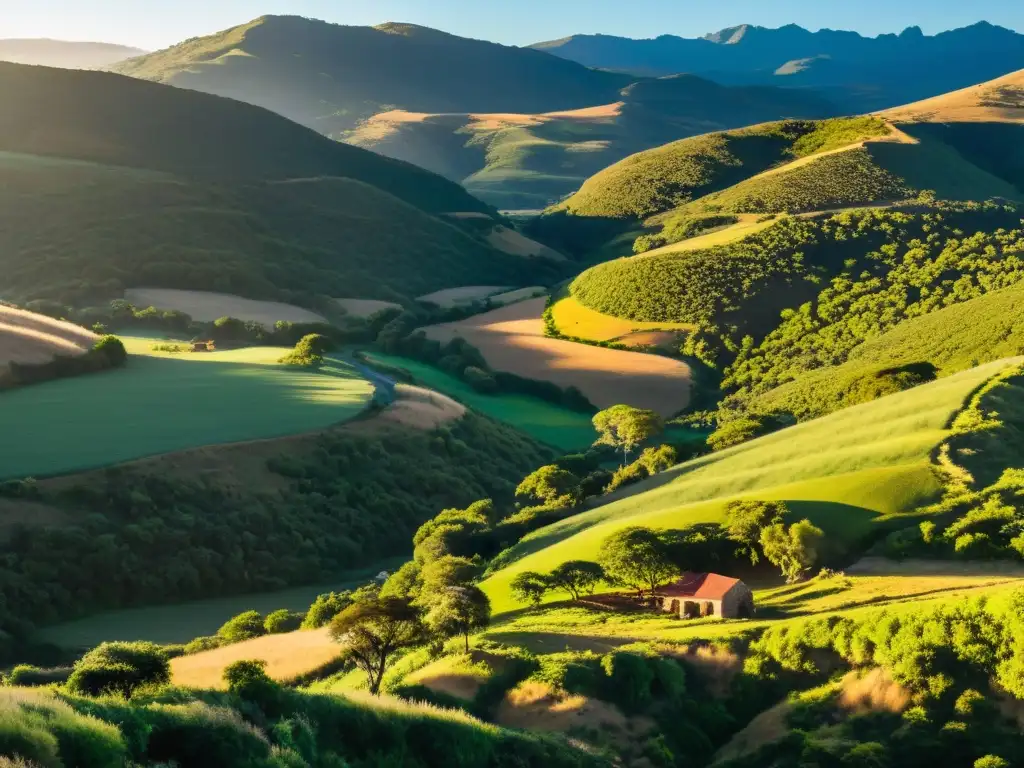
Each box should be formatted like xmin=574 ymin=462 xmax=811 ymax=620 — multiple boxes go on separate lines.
xmin=0 ymin=62 xmax=547 ymax=306
xmin=526 ymin=117 xmax=892 ymax=254
xmin=347 ymin=75 xmax=836 ymax=210
xmin=112 ymin=15 xmax=635 ymax=135
xmin=747 ymin=281 xmax=1024 ymax=421
xmin=481 ymin=359 xmax=1014 ymax=613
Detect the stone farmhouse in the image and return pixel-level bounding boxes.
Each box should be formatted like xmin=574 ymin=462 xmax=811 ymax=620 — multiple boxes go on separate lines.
xmin=655 ymin=572 xmax=754 ymax=619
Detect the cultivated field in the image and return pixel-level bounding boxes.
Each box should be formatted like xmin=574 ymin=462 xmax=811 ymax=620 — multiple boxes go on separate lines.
xmin=172 ymin=627 xmax=340 ymax=688
xmin=0 ymin=305 xmax=97 ymax=365
xmin=485 ymin=225 xmax=566 ymax=260
xmin=334 ymin=297 xmax=402 ymax=318
xmin=418 ymin=297 xmax=693 ymax=415
xmin=549 ymin=294 xmax=693 ymax=345
xmin=124 ymin=288 xmax=327 ymax=325
xmin=0 ymin=337 xmax=373 ymax=480
xmin=480 ymin=360 xmax=1014 ymax=612
xmin=363 ymin=351 xmax=597 ymax=451
xmin=416 ymin=286 xmax=511 ymax=308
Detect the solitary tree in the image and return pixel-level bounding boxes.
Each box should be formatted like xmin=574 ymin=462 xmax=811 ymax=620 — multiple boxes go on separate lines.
xmin=598 ymin=526 xmax=678 ymax=598
xmin=759 ymin=519 xmax=825 ymax=583
xmin=549 ymin=561 xmax=605 ymax=601
xmin=510 ymin=571 xmax=551 ymax=607
xmin=593 ymin=405 xmax=664 ymax=465
xmin=724 ymin=500 xmax=788 ymax=564
xmin=328 ymin=596 xmax=428 ymax=694
xmin=423 ymin=585 xmax=492 ymax=653
xmin=516 ymin=465 xmax=582 ymax=506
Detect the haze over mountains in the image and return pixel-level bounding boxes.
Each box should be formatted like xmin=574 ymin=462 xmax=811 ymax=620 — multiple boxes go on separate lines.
xmin=0 ymin=38 xmax=144 ymax=69
xmin=534 ymin=21 xmax=1024 ymax=111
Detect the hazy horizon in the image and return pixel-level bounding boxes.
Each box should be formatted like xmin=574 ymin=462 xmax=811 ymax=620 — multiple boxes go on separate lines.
xmin=3 ymin=0 xmax=1023 ymax=51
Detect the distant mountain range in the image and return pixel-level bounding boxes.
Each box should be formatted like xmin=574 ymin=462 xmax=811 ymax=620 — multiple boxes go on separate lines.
xmin=0 ymin=39 xmax=144 ymax=69
xmin=533 ymin=22 xmax=1024 ymax=112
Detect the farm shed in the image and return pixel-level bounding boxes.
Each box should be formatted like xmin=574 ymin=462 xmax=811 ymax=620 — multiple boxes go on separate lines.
xmin=655 ymin=573 xmax=753 ymax=619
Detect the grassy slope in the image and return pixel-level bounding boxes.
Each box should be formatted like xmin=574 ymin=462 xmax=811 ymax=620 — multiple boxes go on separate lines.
xmin=0 ymin=338 xmax=373 ymax=480
xmin=363 ymin=351 xmax=596 ymax=451
xmin=482 ymin=568 xmax=1024 ymax=650
xmin=752 ymin=282 xmax=1024 ymax=419
xmin=481 ymin=360 xmax=1013 ymax=612
xmin=113 ymin=16 xmax=633 ymax=134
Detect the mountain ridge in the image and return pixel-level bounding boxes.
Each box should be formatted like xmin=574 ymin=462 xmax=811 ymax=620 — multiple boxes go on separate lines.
xmin=0 ymin=38 xmax=144 ymax=69
xmin=532 ymin=21 xmax=1024 ymax=112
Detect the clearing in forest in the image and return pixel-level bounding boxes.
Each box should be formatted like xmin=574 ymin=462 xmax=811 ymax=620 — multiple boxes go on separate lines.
xmin=418 ymin=297 xmax=693 ymax=415
xmin=124 ymin=288 xmax=327 ymax=325
xmin=171 ymin=628 xmax=340 ymax=689
xmin=0 ymin=337 xmax=373 ymax=480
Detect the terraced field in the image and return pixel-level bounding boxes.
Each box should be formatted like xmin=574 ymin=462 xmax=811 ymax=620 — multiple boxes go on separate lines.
xmin=0 ymin=337 xmax=373 ymax=480
xmin=481 ymin=360 xmax=1015 ymax=612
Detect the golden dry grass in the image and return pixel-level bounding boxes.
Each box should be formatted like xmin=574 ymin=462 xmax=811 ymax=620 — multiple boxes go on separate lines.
xmin=0 ymin=306 xmax=97 ymax=366
xmin=416 ymin=286 xmax=511 ymax=308
xmin=170 ymin=627 xmax=340 ymax=689
xmin=838 ymin=669 xmax=910 ymax=714
xmin=880 ymin=68 xmax=1024 ymax=123
xmin=123 ymin=288 xmax=326 ymax=325
xmin=495 ymin=680 xmax=633 ymax=733
xmin=368 ymin=383 xmax=466 ymax=430
xmin=333 ymin=298 xmax=402 ymax=318
xmin=486 ymin=226 xmax=565 ymax=260
xmin=711 ymin=699 xmax=792 ymax=765
xmin=550 ymin=294 xmax=694 ymax=344
xmin=638 ymin=214 xmax=777 ymax=258
xmin=419 ymin=297 xmax=693 ymax=415
xmin=353 ymin=102 xmax=623 ymax=142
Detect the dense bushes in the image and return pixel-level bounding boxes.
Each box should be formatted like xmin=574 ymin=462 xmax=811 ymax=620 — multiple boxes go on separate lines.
xmin=724 ymin=593 xmax=1024 ymax=768
xmin=1 ymin=335 xmax=127 ymax=391
xmin=64 ymin=641 xmax=170 ymax=697
xmin=0 ymin=412 xmax=550 ymax=645
xmin=0 ymin=679 xmax=611 ymax=768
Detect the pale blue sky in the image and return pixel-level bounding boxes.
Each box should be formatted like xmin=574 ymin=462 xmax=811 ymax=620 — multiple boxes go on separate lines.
xmin=4 ymin=0 xmax=1023 ymax=50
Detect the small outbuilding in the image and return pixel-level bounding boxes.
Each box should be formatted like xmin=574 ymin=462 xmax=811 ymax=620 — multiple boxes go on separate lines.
xmin=655 ymin=572 xmax=754 ymax=619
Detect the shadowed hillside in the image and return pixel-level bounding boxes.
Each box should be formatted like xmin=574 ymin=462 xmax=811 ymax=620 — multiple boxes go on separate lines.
xmin=113 ymin=15 xmax=636 ymax=134
xmin=0 ymin=62 xmax=548 ymax=305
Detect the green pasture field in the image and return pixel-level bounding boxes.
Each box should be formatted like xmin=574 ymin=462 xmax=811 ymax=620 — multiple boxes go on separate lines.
xmin=361 ymin=352 xmax=598 ymax=451
xmin=35 ymin=557 xmax=406 ymax=648
xmin=0 ymin=337 xmax=373 ymax=480
xmin=480 ymin=360 xmax=1014 ymax=613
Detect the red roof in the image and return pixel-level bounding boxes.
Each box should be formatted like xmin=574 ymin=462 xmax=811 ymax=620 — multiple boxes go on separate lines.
xmin=656 ymin=572 xmax=741 ymax=600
